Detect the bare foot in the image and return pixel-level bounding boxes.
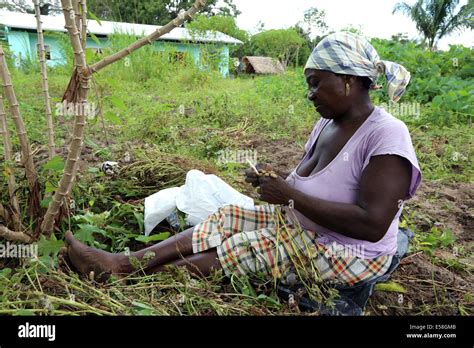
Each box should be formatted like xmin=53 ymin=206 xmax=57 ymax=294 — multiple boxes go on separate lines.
xmin=63 ymin=231 xmax=128 ymax=282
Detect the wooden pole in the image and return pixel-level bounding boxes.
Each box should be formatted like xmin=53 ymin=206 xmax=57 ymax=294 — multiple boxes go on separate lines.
xmin=33 ymin=0 xmax=55 ymax=160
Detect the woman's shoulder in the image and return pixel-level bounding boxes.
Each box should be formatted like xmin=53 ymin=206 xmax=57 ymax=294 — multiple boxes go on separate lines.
xmin=365 ymin=106 xmax=412 ymax=139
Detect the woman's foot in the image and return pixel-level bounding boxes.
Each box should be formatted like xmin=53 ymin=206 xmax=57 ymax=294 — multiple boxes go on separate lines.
xmin=60 ymin=231 xmax=129 ymax=282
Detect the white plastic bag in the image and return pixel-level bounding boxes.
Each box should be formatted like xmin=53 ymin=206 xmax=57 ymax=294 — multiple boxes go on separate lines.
xmin=176 ymin=170 xmax=254 ymax=226
xmin=144 ymin=187 xmax=181 ymax=236
xmin=143 ymin=170 xmax=254 ymax=235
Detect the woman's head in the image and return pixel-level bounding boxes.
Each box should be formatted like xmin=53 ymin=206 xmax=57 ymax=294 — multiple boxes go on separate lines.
xmin=304 ymin=32 xmax=411 ymax=118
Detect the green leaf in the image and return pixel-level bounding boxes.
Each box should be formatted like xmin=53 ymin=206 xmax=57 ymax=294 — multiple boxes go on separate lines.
xmin=134 ymin=232 xmax=170 ymax=243
xmin=0 ymin=268 xmax=12 ymax=278
xmin=43 ymin=156 xmax=64 ymax=171
xmin=104 ymin=111 xmax=122 ymax=125
xmin=440 ymin=230 xmax=456 ymax=247
xmin=38 ymin=234 xmax=64 ymax=258
xmin=88 ymin=11 xmax=102 ymax=25
xmin=89 ymin=32 xmax=101 ymax=46
xmin=14 ymin=309 xmax=36 ymax=316
xmin=132 ymin=301 xmax=156 ymax=315
xmin=374 ymin=281 xmax=406 ymax=293
xmin=111 ymin=96 xmax=126 ymax=111
xmin=133 ymin=211 xmax=144 ymax=233
xmin=75 ymin=224 xmax=108 ymax=246
xmin=40 ymin=196 xmax=52 ymax=208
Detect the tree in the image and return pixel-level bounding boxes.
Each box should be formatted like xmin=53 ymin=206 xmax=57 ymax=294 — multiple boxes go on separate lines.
xmin=250 ymin=29 xmax=305 ymax=67
xmin=292 ymin=7 xmax=328 ymax=66
xmin=299 ymin=7 xmax=328 ymax=38
xmin=186 ymin=14 xmax=249 ymax=56
xmin=0 ymin=0 xmax=62 ymax=15
xmin=87 ymin=0 xmax=240 ymax=26
xmin=393 ymin=0 xmax=473 ymax=49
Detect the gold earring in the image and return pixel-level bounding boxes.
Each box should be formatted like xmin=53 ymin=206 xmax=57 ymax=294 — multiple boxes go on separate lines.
xmin=345 ymin=83 xmax=350 ymax=96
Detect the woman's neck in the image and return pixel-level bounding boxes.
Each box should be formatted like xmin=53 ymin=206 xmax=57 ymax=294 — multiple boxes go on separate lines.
xmin=334 ymin=96 xmax=374 ymax=127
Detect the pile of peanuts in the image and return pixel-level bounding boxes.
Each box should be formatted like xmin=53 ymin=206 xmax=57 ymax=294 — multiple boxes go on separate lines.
xmin=258 ymin=169 xmax=278 ymax=178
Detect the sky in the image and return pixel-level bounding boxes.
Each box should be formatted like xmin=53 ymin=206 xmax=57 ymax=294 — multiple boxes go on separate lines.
xmin=232 ymin=0 xmax=473 ymax=50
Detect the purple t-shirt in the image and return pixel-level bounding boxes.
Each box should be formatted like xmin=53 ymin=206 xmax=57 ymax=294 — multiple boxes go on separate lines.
xmin=285 ymin=106 xmax=422 ymax=259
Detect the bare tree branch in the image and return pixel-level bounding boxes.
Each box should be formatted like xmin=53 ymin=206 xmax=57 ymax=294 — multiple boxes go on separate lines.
xmin=80 ymin=0 xmax=87 ymax=49
xmin=0 ymin=44 xmax=40 ymax=221
xmin=0 ymin=95 xmax=21 ymax=230
xmin=41 ymin=0 xmax=91 ymax=235
xmin=33 ymin=0 xmax=55 ymax=160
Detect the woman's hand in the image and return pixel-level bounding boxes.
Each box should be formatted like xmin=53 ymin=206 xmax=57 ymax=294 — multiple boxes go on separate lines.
xmin=244 ymin=163 xmax=274 ymax=187
xmin=257 ymin=175 xmax=294 ymax=205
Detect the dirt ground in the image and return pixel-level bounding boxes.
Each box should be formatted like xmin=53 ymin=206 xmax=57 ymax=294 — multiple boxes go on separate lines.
xmin=240 ymin=137 xmax=473 ymax=315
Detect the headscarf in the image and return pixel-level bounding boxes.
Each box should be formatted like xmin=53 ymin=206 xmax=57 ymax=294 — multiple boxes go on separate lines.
xmin=305 ymin=32 xmax=411 ymax=103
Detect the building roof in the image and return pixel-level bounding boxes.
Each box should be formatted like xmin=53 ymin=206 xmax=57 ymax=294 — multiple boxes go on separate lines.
xmin=0 ymin=10 xmax=243 ymax=45
xmin=242 ymin=56 xmax=285 ymax=74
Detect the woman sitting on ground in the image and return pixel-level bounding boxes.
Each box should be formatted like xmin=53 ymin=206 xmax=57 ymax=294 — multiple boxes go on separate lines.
xmin=60 ymin=32 xmax=422 ymax=287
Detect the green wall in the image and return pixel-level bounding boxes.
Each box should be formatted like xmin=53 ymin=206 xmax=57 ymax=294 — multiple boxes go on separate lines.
xmin=5 ymin=28 xmax=231 ymax=76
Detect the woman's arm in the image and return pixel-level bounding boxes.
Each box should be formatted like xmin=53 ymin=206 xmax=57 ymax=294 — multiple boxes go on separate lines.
xmin=258 ymin=154 xmax=412 ymax=243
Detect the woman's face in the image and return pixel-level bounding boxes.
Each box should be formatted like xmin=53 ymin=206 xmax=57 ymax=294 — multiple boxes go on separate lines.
xmin=304 ymin=68 xmax=350 ymax=119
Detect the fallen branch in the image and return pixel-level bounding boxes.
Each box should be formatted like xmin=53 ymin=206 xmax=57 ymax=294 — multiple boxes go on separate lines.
xmin=33 ymin=0 xmax=55 ymax=160
xmin=0 ymin=203 xmax=10 ymax=223
xmin=0 ymin=224 xmax=32 ymax=243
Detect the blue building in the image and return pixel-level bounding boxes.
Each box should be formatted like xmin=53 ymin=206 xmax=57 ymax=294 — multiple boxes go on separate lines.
xmin=0 ymin=10 xmax=242 ymax=76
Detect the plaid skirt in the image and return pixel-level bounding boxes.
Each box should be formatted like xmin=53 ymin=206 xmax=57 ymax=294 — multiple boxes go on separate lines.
xmin=192 ymin=204 xmax=393 ymax=286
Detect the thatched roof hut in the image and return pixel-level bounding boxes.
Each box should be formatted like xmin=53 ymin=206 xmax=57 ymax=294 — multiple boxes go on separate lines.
xmin=242 ymin=56 xmax=285 ymax=75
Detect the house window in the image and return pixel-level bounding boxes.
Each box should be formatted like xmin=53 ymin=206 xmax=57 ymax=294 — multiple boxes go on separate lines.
xmin=90 ymin=47 xmax=103 ymax=55
xmin=169 ymin=51 xmax=186 ymax=64
xmin=0 ymin=25 xmax=6 ymax=42
xmin=44 ymin=45 xmax=51 ymax=60
xmin=37 ymin=44 xmax=51 ymax=60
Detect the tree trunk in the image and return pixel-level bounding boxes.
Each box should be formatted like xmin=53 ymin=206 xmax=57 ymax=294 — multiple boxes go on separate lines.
xmin=0 ymin=44 xmax=41 ymax=222
xmin=0 ymin=95 xmax=21 ymax=230
xmin=80 ymin=0 xmax=87 ymax=49
xmin=41 ymin=0 xmax=91 ymax=235
xmin=33 ymin=0 xmax=55 ymax=160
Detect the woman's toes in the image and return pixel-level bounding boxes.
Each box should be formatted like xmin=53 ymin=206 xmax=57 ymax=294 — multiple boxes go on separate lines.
xmin=64 ymin=230 xmax=74 ymax=246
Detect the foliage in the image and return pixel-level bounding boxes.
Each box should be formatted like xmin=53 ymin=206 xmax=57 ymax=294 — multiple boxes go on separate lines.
xmin=87 ymin=0 xmax=240 ymax=26
xmin=250 ymin=29 xmax=306 ymax=67
xmin=186 ymin=14 xmax=249 ymax=57
xmin=393 ymin=0 xmax=474 ymax=49
xmin=0 ymin=0 xmax=61 ymax=15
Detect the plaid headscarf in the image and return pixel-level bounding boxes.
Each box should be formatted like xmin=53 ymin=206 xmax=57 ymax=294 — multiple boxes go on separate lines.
xmin=305 ymin=32 xmax=411 ymax=103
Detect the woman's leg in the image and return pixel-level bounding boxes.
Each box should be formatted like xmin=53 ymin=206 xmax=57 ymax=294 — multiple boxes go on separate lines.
xmin=147 ymin=249 xmax=222 ymax=277
xmin=62 ymin=226 xmax=198 ymax=278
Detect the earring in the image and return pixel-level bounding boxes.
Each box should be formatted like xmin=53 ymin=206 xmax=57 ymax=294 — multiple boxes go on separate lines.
xmin=345 ymin=83 xmax=350 ymax=96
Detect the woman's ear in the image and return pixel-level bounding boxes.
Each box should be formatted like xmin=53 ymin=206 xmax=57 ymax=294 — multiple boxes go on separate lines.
xmin=344 ymin=75 xmax=358 ymax=86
